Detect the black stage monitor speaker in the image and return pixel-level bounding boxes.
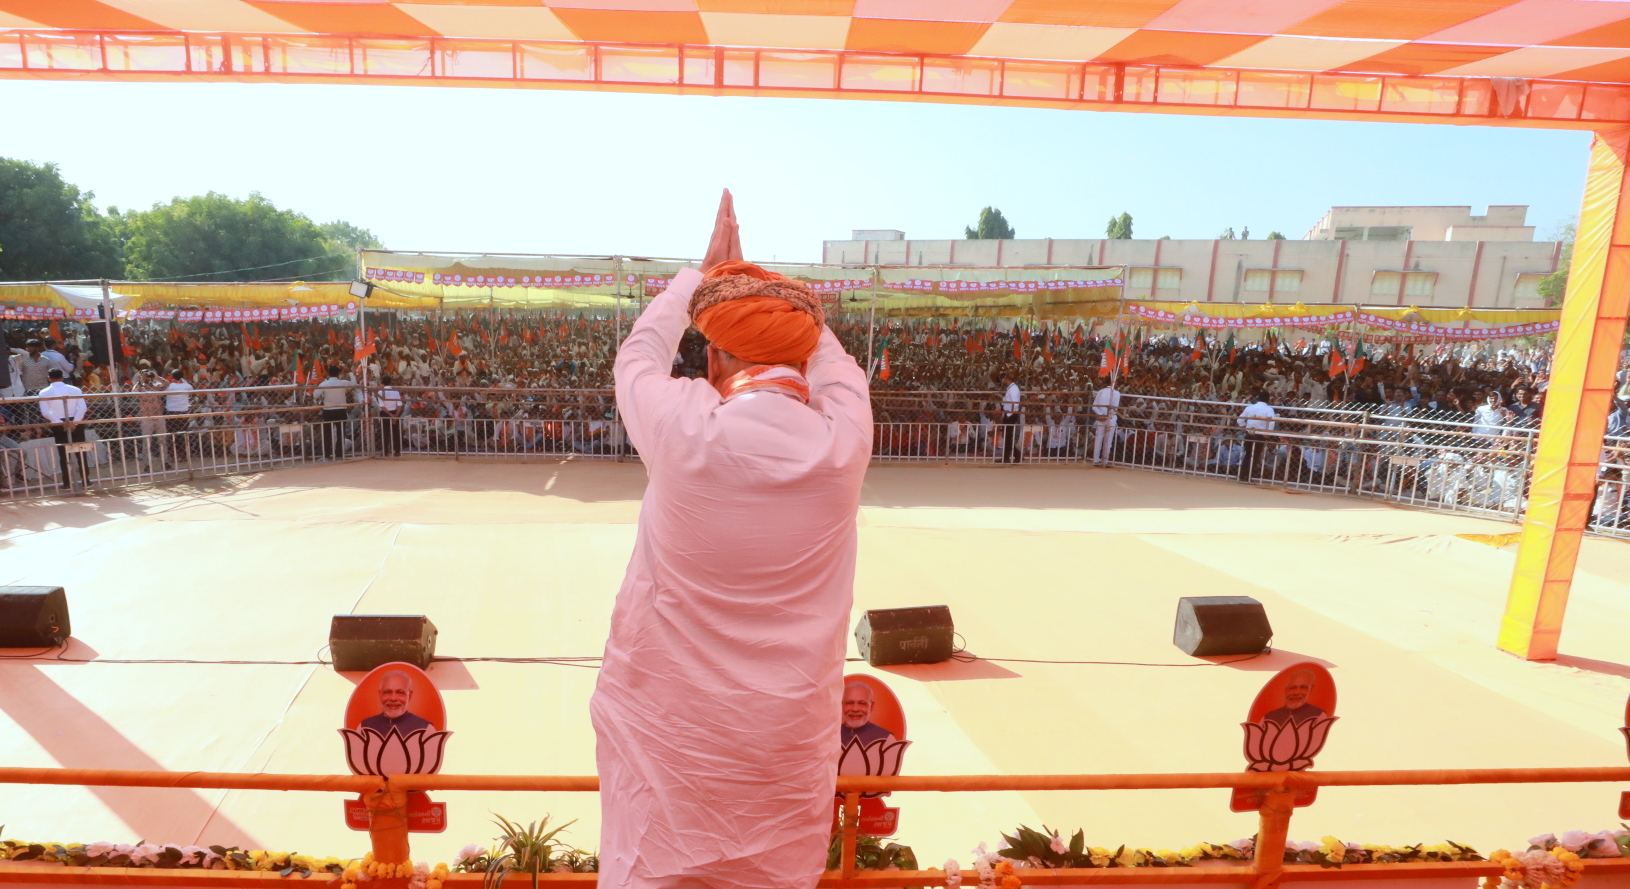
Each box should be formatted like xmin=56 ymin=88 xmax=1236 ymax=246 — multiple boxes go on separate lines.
xmin=330 ymin=615 xmax=437 ymax=672
xmin=0 ymin=586 xmax=71 ymax=647
xmin=86 ymin=320 xmax=123 ymax=367
xmin=855 ymin=606 xmax=954 ymax=667
xmin=1174 ymin=596 xmax=1272 ymax=657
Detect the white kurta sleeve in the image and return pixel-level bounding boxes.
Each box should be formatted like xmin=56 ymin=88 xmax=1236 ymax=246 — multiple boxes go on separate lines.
xmin=613 ymin=268 xmax=707 ymax=456
xmin=803 ymin=327 xmax=872 ymax=461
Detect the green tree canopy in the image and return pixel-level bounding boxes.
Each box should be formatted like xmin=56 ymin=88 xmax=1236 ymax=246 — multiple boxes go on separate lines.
xmin=1106 ymin=212 xmax=1133 ymax=239
xmin=114 ymin=192 xmax=367 ymax=282
xmin=1537 ymin=219 xmax=1576 ymax=306
xmin=1266 ymin=231 xmax=1286 ymax=240
xmin=964 ymin=206 xmax=1015 ymax=240
xmin=0 ymin=157 xmax=122 ymax=281
xmin=319 ymin=220 xmax=385 ymax=279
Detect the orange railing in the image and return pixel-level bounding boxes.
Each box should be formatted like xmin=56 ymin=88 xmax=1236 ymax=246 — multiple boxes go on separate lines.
xmin=4 ymin=766 xmax=1630 ymax=887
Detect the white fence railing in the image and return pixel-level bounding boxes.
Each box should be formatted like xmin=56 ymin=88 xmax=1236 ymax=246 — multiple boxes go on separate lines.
xmin=3 ymin=385 xmax=1626 ymax=541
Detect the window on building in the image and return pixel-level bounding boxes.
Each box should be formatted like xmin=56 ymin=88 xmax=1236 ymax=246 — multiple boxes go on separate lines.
xmin=1371 ymin=271 xmax=1437 ymax=298
xmin=1243 ymin=269 xmax=1301 ymax=293
xmin=1513 ymin=273 xmax=1547 ymax=301
xmin=1128 ymin=267 xmax=1183 ymax=289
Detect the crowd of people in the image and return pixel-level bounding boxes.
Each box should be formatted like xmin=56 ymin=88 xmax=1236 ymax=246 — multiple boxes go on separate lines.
xmin=2 ymin=312 xmax=1626 ymax=525
xmin=0 ymin=312 xmax=1576 ymax=414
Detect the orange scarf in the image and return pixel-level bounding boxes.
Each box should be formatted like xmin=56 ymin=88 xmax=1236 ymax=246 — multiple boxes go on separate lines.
xmin=717 ymin=365 xmax=810 ymax=405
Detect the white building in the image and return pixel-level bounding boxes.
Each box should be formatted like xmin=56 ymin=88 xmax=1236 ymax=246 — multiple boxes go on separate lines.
xmin=821 ymin=208 xmax=1564 ymax=310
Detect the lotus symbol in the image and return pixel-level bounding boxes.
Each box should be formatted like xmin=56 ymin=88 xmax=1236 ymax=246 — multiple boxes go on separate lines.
xmin=1241 ymin=717 xmax=1338 ymax=772
xmin=837 ymin=738 xmax=911 ymax=799
xmin=338 ymin=727 xmax=452 ymax=776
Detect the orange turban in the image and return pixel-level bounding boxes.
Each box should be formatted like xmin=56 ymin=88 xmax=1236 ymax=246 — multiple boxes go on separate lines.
xmin=690 ymin=261 xmax=824 ymax=365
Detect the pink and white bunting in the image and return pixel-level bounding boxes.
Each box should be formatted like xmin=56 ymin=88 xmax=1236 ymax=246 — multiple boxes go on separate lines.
xmin=642 ymin=277 xmax=870 ymax=297
xmin=121 ymin=304 xmax=354 ymax=322
xmin=1353 ymin=311 xmax=1558 ymax=340
xmin=1128 ymin=305 xmax=1356 ymax=328
xmin=366 ymin=268 xmax=427 ymax=284
xmin=429 ymin=271 xmax=625 ymax=289
xmin=884 ymin=277 xmax=1122 ymax=294
xmin=0 ymin=305 xmax=67 ymax=319
xmin=1128 ymin=304 xmax=1559 ymax=340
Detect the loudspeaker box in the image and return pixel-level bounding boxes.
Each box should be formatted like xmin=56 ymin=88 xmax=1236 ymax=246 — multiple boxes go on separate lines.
xmin=855 ymin=606 xmax=954 ymax=666
xmin=329 ymin=615 xmax=437 ymax=672
xmin=0 ymin=586 xmax=71 ymax=647
xmin=1173 ymin=596 xmax=1272 ymax=657
xmin=86 ymin=321 xmax=123 ymax=367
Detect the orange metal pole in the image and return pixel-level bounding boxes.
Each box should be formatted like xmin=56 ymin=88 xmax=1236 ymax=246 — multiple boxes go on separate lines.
xmin=1251 ymin=789 xmax=1295 ymax=889
xmin=1501 ymin=125 xmax=1630 ymax=660
xmin=840 ymin=791 xmax=860 ymax=885
xmin=364 ymin=787 xmax=412 ymax=868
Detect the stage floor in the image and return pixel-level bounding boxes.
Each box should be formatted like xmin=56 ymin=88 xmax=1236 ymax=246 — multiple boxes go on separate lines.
xmin=3 ymin=461 xmax=1630 ymax=866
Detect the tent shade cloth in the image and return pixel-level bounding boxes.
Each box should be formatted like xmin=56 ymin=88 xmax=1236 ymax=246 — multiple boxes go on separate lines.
xmin=1 ymin=271 xmax=1566 ymax=332
xmin=0 ymin=282 xmax=435 ymax=315
xmin=7 ymin=4 xmax=1630 ymax=127
xmin=46 ymin=285 xmax=136 ymax=312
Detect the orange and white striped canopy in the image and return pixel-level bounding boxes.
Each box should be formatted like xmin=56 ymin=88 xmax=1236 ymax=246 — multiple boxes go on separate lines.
xmin=9 ymin=1 xmax=1630 ymax=126
xmin=7 ymin=0 xmax=1630 ymax=81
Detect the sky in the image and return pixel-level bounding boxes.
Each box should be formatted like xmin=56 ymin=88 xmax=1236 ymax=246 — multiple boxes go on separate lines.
xmin=0 ymin=78 xmax=1595 ymax=265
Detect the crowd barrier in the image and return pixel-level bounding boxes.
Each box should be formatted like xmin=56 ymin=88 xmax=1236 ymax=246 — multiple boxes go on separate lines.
xmin=2 ymin=385 xmax=1626 ymax=542
xmin=3 ymin=765 xmax=1630 ymax=887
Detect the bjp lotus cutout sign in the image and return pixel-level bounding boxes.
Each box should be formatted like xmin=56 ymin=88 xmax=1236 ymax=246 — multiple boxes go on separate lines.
xmin=341 ymin=662 xmax=451 ymax=832
xmin=833 ymin=675 xmax=910 ymax=837
xmin=1229 ymin=662 xmax=1338 ymax=813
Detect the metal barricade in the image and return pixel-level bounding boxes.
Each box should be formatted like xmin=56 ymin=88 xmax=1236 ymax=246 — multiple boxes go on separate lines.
xmin=0 ymin=383 xmax=370 ymax=500
xmin=8 ymin=383 xmax=1628 ymax=544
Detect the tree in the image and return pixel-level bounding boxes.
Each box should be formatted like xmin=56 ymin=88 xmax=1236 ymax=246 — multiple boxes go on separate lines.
xmin=1537 ymin=219 xmax=1576 ymax=307
xmin=1267 ymin=231 xmax=1286 ymax=240
xmin=964 ymin=207 xmax=1016 ymax=240
xmin=114 ymin=192 xmax=364 ymax=282
xmin=0 ymin=157 xmax=122 ymax=280
xmin=1106 ymin=212 xmax=1133 ymax=239
xmin=319 ymin=220 xmax=384 ymax=279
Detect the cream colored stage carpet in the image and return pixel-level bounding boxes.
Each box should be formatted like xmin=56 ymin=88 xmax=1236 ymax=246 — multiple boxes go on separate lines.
xmin=3 ymin=461 xmax=1630 ymax=866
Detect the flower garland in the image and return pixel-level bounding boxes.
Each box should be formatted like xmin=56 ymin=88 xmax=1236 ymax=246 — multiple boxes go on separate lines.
xmin=341 ymin=852 xmax=449 ymax=889
xmin=992 ymin=825 xmax=1484 ymax=870
xmin=1484 ymin=848 xmax=1582 ymax=889
xmin=0 ymin=839 xmax=351 ymax=875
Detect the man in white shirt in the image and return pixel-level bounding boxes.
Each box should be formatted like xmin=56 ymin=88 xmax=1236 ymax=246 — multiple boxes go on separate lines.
xmin=374 ymin=374 xmax=404 ymax=457
xmin=15 ymin=340 xmax=53 ymax=396
xmin=38 ymin=368 xmax=88 ymax=489
xmin=1236 ymin=390 xmax=1278 ymax=483
xmin=163 ymin=370 xmax=197 ymax=466
xmin=41 ymin=339 xmax=74 ymax=378
xmin=1091 ymin=382 xmax=1122 ymax=466
xmin=315 ymin=364 xmax=354 ymax=459
xmin=999 ymin=373 xmax=1022 ymax=463
xmin=1045 ymin=398 xmax=1076 ymax=458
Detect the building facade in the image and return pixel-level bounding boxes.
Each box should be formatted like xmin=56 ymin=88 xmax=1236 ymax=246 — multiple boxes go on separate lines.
xmin=821 ymin=207 xmax=1564 ymax=310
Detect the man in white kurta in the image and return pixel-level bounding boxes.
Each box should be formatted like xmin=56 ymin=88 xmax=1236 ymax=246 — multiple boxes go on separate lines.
xmin=590 ymin=262 xmax=872 ymax=889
